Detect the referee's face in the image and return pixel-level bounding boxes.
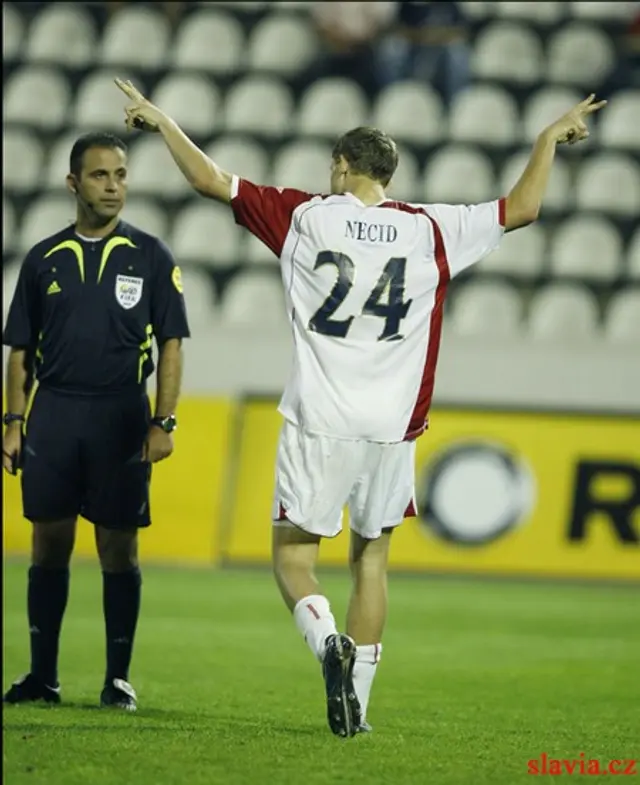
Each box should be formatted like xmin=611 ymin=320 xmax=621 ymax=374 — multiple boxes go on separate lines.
xmin=75 ymin=146 xmax=128 ymax=222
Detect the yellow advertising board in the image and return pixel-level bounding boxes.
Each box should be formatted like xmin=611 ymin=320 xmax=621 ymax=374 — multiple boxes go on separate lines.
xmin=223 ymin=401 xmax=640 ymax=581
xmin=3 ymin=397 xmax=235 ymax=565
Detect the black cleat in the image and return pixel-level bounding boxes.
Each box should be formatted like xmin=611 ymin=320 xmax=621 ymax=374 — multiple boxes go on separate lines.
xmin=3 ymin=673 xmax=61 ymax=705
xmin=322 ymin=633 xmax=361 ymax=738
xmin=100 ymin=678 xmax=137 ymax=712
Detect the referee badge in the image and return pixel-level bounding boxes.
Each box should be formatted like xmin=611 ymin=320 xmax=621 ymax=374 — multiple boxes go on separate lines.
xmin=115 ymin=274 xmax=144 ymax=309
xmin=171 ymin=266 xmax=184 ymax=294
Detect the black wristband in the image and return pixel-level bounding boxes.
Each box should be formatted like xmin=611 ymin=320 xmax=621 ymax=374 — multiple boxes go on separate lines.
xmin=3 ymin=413 xmax=25 ymax=426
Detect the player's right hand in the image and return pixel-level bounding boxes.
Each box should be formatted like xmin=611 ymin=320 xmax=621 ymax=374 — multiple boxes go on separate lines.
xmin=114 ymin=77 xmax=166 ymax=133
xmin=2 ymin=424 xmax=22 ymax=476
xmin=543 ymin=94 xmax=607 ymax=145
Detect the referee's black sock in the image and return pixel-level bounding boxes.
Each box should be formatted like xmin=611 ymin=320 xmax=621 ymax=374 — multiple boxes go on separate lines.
xmin=102 ymin=568 xmax=142 ymax=684
xmin=28 ymin=565 xmax=70 ymax=687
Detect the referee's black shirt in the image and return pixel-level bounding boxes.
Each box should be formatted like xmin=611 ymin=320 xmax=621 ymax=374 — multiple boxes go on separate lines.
xmin=3 ymin=220 xmax=191 ymax=395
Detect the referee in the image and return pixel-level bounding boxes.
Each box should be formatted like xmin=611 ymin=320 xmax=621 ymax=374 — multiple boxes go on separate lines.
xmin=2 ymin=132 xmax=190 ymax=711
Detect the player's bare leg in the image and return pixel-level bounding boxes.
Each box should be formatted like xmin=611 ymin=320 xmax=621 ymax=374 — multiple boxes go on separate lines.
xmin=272 ymin=524 xmax=361 ymax=737
xmin=3 ymin=519 xmax=76 ymax=705
xmin=346 ymin=528 xmax=393 ymax=731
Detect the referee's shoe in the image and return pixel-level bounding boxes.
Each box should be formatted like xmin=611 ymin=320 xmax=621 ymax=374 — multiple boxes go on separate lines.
xmin=100 ymin=678 xmax=137 ymax=712
xmin=3 ymin=673 xmax=61 ymax=704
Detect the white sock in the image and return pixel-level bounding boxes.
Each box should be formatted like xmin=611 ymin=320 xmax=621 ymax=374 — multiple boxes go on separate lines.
xmin=353 ymin=643 xmax=382 ymax=722
xmin=293 ymin=594 xmax=338 ymax=662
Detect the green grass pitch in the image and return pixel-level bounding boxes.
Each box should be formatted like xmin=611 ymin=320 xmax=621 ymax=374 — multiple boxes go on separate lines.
xmin=3 ymin=559 xmax=639 ymax=784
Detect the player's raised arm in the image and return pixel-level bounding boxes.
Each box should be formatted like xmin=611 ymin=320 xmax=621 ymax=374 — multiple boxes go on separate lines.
xmin=114 ymin=78 xmax=233 ymax=204
xmin=504 ymin=94 xmax=607 ymax=231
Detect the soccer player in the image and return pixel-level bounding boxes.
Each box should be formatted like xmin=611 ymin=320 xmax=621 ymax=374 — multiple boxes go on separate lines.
xmin=114 ymin=78 xmax=605 ymax=735
xmin=2 ymin=132 xmax=191 ymax=711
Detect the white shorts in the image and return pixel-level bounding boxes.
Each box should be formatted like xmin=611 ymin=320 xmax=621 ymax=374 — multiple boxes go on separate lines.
xmin=272 ymin=420 xmax=417 ymax=539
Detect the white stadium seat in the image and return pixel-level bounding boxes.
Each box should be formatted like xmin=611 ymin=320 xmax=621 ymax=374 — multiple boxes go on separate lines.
xmin=18 ymin=196 xmax=76 ymax=254
xmin=496 ymin=1 xmax=565 ymax=23
xmin=481 ymin=223 xmax=547 ymax=280
xmin=127 ymin=137 xmax=192 ymax=198
xmin=74 ymin=70 xmax=143 ymax=131
xmin=570 ymin=1 xmax=631 ymax=21
xmin=171 ymin=203 xmax=241 ymax=268
xmin=387 ymin=145 xmax=420 ymax=202
xmin=3 ymin=130 xmax=45 ymax=192
xmin=522 ymin=87 xmax=583 ymax=144
xmin=224 ymin=77 xmax=294 ymax=138
xmin=26 ymin=4 xmax=96 ymax=67
xmin=272 ymin=141 xmax=333 ymax=193
xmin=221 ymin=272 xmax=288 ymax=328
xmin=372 ymin=82 xmax=444 ymax=145
xmin=151 ymin=74 xmax=221 ymax=136
xmin=297 ymin=78 xmax=369 ymax=138
xmin=604 ymin=290 xmax=640 ymax=344
xmin=547 ymin=25 xmax=615 ymax=86
xmin=3 ymin=262 xmax=22 ymax=324
xmin=500 ymin=150 xmax=572 ymax=213
xmin=600 ymin=92 xmax=640 ymax=152
xmin=473 ymin=23 xmax=544 ymax=84
xmin=3 ymin=198 xmax=17 ymax=254
xmin=45 ymin=132 xmax=82 ymax=190
xmin=459 ymin=2 xmax=495 ymax=21
xmin=575 ymin=154 xmax=640 ymax=217
xmin=121 ymin=199 xmax=169 ymax=240
xmin=4 ymin=67 xmax=71 ymax=131
xmin=100 ymin=7 xmax=170 ymax=68
xmin=628 ymin=230 xmax=640 ymax=281
xmin=423 ymin=146 xmax=495 ymax=204
xmin=248 ymin=15 xmax=318 ymax=75
xmin=172 ymin=10 xmax=244 ymax=72
xmin=449 ymin=282 xmax=523 ymax=338
xmin=528 ymin=284 xmax=600 ymax=341
xmin=245 ymin=233 xmax=279 ymax=266
xmin=178 ymin=267 xmax=219 ymax=327
xmin=205 ymin=137 xmax=270 ymax=185
xmin=550 ymin=217 xmax=623 ymax=282
xmin=450 ymin=84 xmax=519 ymax=147
xmin=3 ymin=4 xmax=24 ymax=61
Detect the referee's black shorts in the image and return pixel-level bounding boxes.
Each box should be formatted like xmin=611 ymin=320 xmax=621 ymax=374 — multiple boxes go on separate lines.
xmin=21 ymin=387 xmax=152 ymax=529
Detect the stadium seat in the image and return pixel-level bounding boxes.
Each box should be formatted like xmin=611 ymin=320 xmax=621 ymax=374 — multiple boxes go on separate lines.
xmin=627 ymin=229 xmax=640 ymax=281
xmin=127 ymin=137 xmax=192 ymax=198
xmin=4 ymin=67 xmax=71 ymax=131
xmin=297 ymin=78 xmax=369 ymax=138
xmin=248 ymin=14 xmax=319 ymax=75
xmin=205 ymin=137 xmax=270 ymax=186
xmin=224 ymin=77 xmax=294 ymax=138
xmin=100 ymin=6 xmax=170 ymax=68
xmin=522 ymin=87 xmax=584 ymax=144
xmin=473 ymin=23 xmax=544 ymax=84
xmin=272 ymin=141 xmax=333 ymax=193
xmin=570 ymin=1 xmax=631 ymax=21
xmin=459 ymin=1 xmax=495 ymax=21
xmin=500 ymin=150 xmax=573 ymax=214
xmin=18 ymin=196 xmax=76 ymax=254
xmin=3 ymin=262 xmax=22 ymax=323
xmin=423 ymin=146 xmax=495 ymax=204
xmin=480 ymin=223 xmax=547 ymax=280
xmin=495 ymin=1 xmax=566 ymax=23
xmin=151 ymin=75 xmax=221 ymax=136
xmin=26 ymin=4 xmax=96 ymax=67
xmin=449 ymin=85 xmax=519 ymax=147
xmin=372 ymin=81 xmax=444 ymax=145
xmin=3 ymin=130 xmax=45 ymax=192
xmin=44 ymin=132 xmax=81 ymax=190
xmin=575 ymin=154 xmax=640 ymax=217
xmin=220 ymin=272 xmax=288 ymax=328
xmin=121 ymin=199 xmax=169 ymax=240
xmin=212 ymin=0 xmax=267 ymax=11
xmin=550 ymin=216 xmax=623 ymax=282
xmin=74 ymin=71 xmax=145 ymax=132
xmin=171 ymin=10 xmax=244 ymax=73
xmin=449 ymin=282 xmax=524 ymax=338
xmin=3 ymin=4 xmax=24 ymax=62
xmin=547 ymin=25 xmax=615 ymax=86
xmin=387 ymin=145 xmax=420 ymax=202
xmin=528 ymin=284 xmax=600 ymax=341
xmin=3 ymin=198 xmax=17 ymax=255
xmin=178 ymin=267 xmax=219 ymax=327
xmin=600 ymin=92 xmax=640 ymax=152
xmin=171 ymin=203 xmax=241 ymax=268
xmin=245 ymin=234 xmax=280 ymax=266
xmin=604 ymin=290 xmax=640 ymax=344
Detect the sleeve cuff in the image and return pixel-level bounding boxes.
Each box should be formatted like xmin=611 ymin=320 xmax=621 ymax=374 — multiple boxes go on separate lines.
xmin=230 ymin=174 xmax=240 ymax=201
xmin=498 ymin=197 xmax=506 ymax=228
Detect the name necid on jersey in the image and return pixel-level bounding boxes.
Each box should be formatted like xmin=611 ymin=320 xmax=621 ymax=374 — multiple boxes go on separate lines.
xmin=345 ymin=220 xmax=398 ymax=243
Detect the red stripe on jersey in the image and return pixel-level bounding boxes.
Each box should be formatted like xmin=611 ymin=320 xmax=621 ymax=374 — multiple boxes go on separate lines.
xmin=498 ymin=197 xmax=506 ymax=228
xmin=379 ymin=201 xmax=450 ymax=440
xmin=404 ymin=499 xmax=417 ymax=518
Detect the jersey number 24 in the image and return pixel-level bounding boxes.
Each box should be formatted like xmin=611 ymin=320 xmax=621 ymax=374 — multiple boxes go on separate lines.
xmin=308 ymin=251 xmax=413 ymax=342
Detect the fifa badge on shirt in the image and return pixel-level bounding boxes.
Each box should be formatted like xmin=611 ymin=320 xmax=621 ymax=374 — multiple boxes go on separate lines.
xmin=115 ymin=275 xmax=143 ymax=309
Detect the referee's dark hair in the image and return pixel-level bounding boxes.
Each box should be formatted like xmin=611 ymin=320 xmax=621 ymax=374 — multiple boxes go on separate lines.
xmin=69 ymin=132 xmax=128 ymax=178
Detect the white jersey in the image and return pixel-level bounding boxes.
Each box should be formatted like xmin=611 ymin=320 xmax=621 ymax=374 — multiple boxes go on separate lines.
xmin=230 ymin=176 xmax=505 ymax=443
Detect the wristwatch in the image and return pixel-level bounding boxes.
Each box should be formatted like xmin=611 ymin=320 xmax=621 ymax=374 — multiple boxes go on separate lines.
xmin=151 ymin=414 xmax=177 ymax=433
xmin=3 ymin=413 xmax=25 ymax=426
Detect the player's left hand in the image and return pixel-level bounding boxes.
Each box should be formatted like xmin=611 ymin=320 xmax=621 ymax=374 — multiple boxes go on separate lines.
xmin=143 ymin=426 xmax=174 ymax=463
xmin=114 ymin=77 xmax=166 ymax=133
